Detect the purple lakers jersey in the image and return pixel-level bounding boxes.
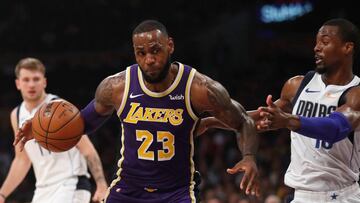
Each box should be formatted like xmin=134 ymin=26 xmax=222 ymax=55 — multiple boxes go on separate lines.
xmin=112 ymin=62 xmax=199 ymax=193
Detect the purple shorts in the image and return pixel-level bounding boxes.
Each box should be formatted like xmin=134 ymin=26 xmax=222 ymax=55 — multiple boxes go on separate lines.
xmin=104 ymin=181 xmax=198 ymax=203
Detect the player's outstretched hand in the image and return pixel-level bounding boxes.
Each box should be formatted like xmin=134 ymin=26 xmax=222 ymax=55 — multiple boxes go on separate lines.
xmin=92 ymin=182 xmax=108 ymax=202
xmin=227 ymin=155 xmax=260 ymax=197
xmin=13 ymin=119 xmax=34 ymax=151
xmin=257 ymin=95 xmax=289 ymax=131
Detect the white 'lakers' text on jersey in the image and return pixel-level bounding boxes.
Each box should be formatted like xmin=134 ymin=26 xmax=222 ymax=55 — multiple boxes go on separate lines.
xmin=286 ymin=72 xmax=360 ymax=191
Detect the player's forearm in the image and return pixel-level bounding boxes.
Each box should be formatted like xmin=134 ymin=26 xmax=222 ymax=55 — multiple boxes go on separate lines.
xmin=294 ymin=112 xmax=351 ymax=144
xmin=236 ymin=115 xmax=258 ymax=156
xmin=203 ymin=117 xmax=230 ymax=130
xmin=229 ymin=101 xmax=258 ymax=156
xmin=284 ymin=113 xmax=301 ymax=130
xmin=80 ymin=100 xmax=111 ymax=135
xmin=85 ymin=154 xmax=107 ymax=186
xmin=0 ymin=158 xmax=31 ymax=197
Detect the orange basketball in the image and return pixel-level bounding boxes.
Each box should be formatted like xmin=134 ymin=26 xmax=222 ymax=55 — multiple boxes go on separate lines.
xmin=32 ymin=100 xmax=84 ymax=152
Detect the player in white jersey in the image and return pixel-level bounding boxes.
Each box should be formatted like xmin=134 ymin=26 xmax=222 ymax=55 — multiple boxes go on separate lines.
xmin=257 ymin=18 xmax=360 ymax=202
xmin=0 ymin=58 xmax=108 ymax=203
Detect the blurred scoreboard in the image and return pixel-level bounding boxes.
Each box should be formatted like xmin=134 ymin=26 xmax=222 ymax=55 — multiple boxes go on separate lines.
xmin=257 ymin=0 xmax=315 ymax=23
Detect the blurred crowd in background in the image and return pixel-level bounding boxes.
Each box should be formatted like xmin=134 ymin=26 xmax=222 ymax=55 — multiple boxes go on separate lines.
xmin=0 ymin=0 xmax=358 ymax=202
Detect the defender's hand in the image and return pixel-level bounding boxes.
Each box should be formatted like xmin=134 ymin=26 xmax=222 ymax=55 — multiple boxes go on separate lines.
xmin=92 ymin=182 xmax=108 ymax=202
xmin=13 ymin=119 xmax=34 ymax=151
xmin=227 ymin=155 xmax=260 ymax=197
xmin=257 ymin=95 xmax=290 ymax=130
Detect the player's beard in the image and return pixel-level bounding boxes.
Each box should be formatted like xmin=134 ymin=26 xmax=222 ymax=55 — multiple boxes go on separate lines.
xmin=315 ymin=65 xmax=327 ymax=74
xmin=140 ymin=56 xmax=172 ymax=84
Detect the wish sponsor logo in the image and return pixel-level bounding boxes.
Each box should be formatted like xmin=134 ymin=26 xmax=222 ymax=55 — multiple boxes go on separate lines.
xmin=169 ymin=94 xmax=184 ymax=100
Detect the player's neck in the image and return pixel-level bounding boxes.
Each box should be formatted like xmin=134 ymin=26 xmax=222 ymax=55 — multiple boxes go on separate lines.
xmin=24 ymin=92 xmax=48 ymax=112
xmin=321 ymin=67 xmax=354 ymax=86
xmin=143 ymin=64 xmax=178 ymax=92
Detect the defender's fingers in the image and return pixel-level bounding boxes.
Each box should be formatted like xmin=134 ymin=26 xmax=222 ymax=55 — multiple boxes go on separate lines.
xmin=226 ymin=166 xmax=244 ymax=175
xmin=245 ymin=173 xmax=256 ymax=195
xmin=266 ymin=95 xmax=276 ymax=107
xmin=258 ymin=106 xmax=276 ymax=114
xmin=19 ymin=138 xmax=26 ymax=151
xmin=13 ymin=131 xmax=22 ymax=146
xmin=259 ymin=111 xmax=272 ymax=118
xmin=240 ymin=169 xmax=250 ymax=190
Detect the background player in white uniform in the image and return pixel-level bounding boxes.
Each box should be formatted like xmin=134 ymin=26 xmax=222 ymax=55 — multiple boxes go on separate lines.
xmin=0 ymin=58 xmax=108 ymax=203
xmin=258 ymin=18 xmax=360 ymax=202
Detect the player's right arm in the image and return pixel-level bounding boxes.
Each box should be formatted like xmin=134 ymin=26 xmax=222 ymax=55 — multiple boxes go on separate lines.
xmin=190 ymin=72 xmax=259 ymax=195
xmin=94 ymin=71 xmax=126 ymax=115
xmin=80 ymin=71 xmax=126 ymax=135
xmin=257 ymin=75 xmax=304 ymax=130
xmin=259 ymin=77 xmax=360 ymax=144
xmin=0 ymin=108 xmax=32 ymax=202
xmin=14 ymin=71 xmax=127 ymax=149
xmin=196 ymin=117 xmax=230 ymax=136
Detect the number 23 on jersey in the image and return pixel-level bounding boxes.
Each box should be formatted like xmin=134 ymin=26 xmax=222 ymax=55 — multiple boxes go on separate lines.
xmin=136 ymin=130 xmax=175 ymax=161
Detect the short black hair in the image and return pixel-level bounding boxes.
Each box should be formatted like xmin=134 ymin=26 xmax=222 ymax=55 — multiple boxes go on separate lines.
xmin=132 ymin=20 xmax=168 ymax=37
xmin=323 ymin=18 xmax=360 ymax=59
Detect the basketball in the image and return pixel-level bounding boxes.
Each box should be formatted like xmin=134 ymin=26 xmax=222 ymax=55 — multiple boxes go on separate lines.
xmin=32 ymin=100 xmax=84 ymax=152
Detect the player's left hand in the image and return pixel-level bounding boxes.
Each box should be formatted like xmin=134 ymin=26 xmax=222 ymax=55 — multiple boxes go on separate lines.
xmin=227 ymin=155 xmax=260 ymax=197
xmin=92 ymin=182 xmax=108 ymax=202
xmin=13 ymin=119 xmax=34 ymax=151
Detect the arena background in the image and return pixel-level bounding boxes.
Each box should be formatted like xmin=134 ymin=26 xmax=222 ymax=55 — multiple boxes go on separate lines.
xmin=0 ymin=0 xmax=358 ymax=202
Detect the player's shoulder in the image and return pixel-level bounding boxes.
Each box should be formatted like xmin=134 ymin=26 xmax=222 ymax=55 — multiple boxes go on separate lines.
xmin=190 ymin=71 xmax=229 ymax=105
xmin=192 ymin=70 xmax=206 ymax=82
xmin=107 ymin=70 xmax=126 ymax=82
xmin=282 ymin=75 xmax=305 ymax=92
xmin=340 ymin=85 xmax=360 ymax=110
xmin=192 ymin=70 xmax=215 ymax=86
xmin=100 ymin=70 xmax=126 ymax=88
xmin=190 ymin=71 xmax=217 ymax=97
xmin=344 ymin=85 xmax=360 ymax=98
xmin=10 ymin=101 xmax=23 ymax=118
xmin=10 ymin=106 xmax=19 ymax=128
xmin=287 ymin=75 xmax=305 ymax=85
xmin=287 ymin=71 xmax=318 ymax=86
xmin=10 ymin=107 xmax=18 ymax=119
xmin=95 ymin=70 xmax=127 ymax=105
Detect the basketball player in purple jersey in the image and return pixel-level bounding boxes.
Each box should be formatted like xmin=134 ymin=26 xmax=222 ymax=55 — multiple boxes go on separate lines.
xmin=15 ymin=20 xmax=260 ymax=203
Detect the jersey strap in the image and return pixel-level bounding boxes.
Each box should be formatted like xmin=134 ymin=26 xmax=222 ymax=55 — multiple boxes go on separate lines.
xmin=16 ymin=105 xmax=20 ymax=127
xmin=291 ymin=71 xmax=316 ymax=107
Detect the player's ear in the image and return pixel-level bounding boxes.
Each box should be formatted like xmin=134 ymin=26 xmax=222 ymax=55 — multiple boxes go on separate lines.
xmin=15 ymin=79 xmax=21 ymax=90
xmin=44 ymin=77 xmax=47 ymax=88
xmin=344 ymin=42 xmax=354 ymax=55
xmin=168 ymin=37 xmax=174 ymax=54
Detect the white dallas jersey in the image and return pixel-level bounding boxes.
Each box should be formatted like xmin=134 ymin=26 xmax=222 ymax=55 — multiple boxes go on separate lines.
xmin=285 ymin=71 xmax=360 ymax=191
xmin=18 ymin=94 xmax=89 ymax=188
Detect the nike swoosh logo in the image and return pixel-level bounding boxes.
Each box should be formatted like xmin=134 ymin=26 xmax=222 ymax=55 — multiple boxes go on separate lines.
xmin=129 ymin=93 xmax=144 ymax=99
xmin=305 ymin=88 xmax=320 ymax=93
